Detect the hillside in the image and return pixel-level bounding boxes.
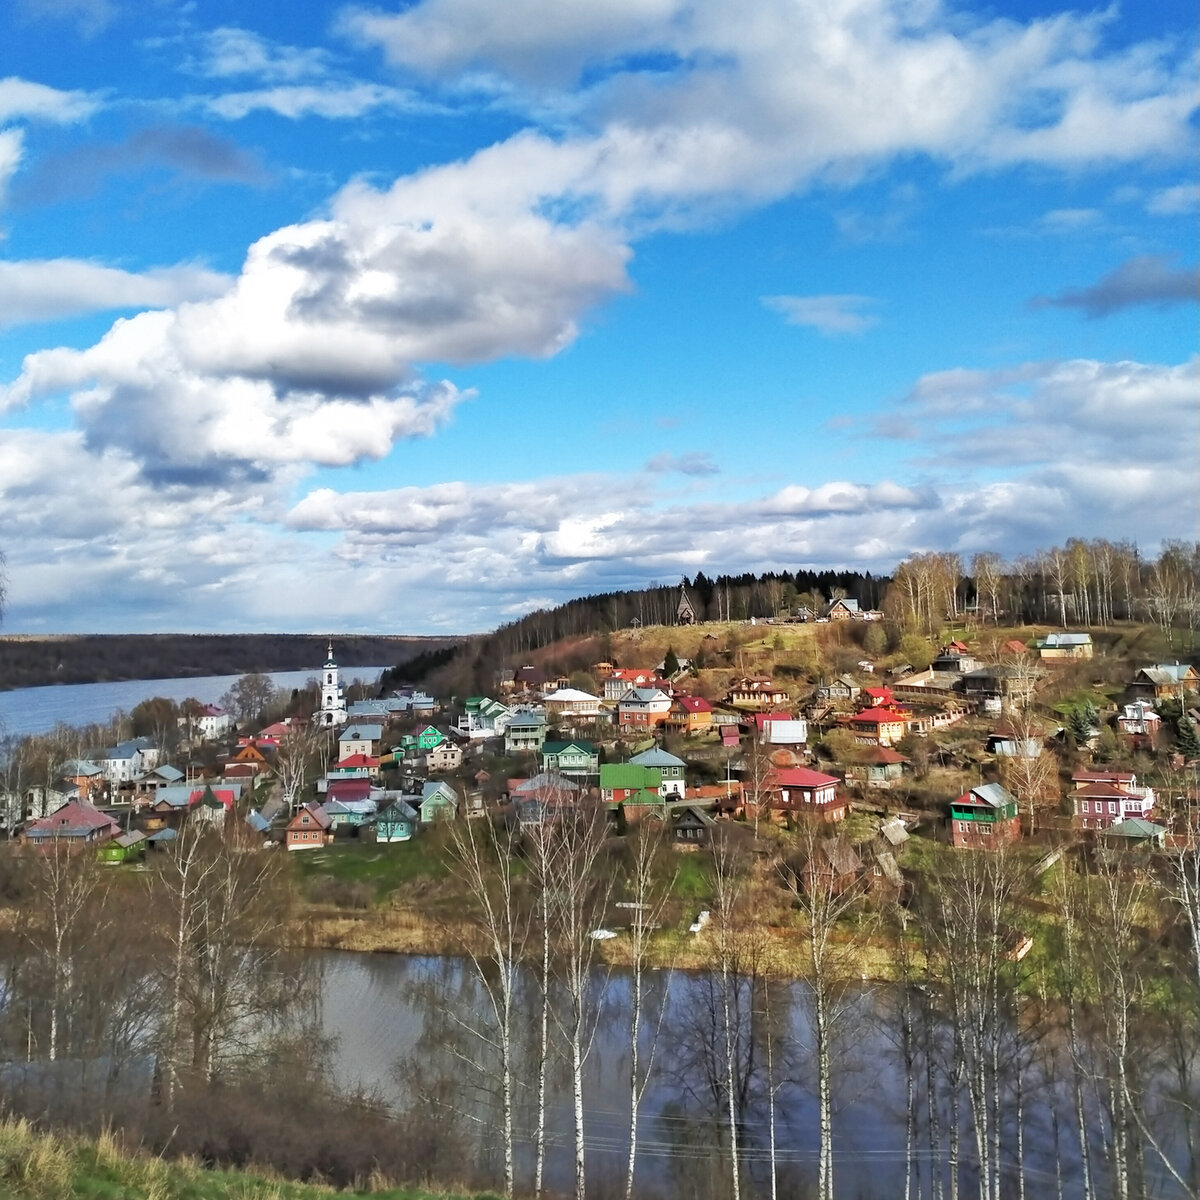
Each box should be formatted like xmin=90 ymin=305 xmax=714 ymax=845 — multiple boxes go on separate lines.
xmin=0 ymin=1118 xmax=485 ymax=1200
xmin=0 ymin=634 xmax=462 ymax=692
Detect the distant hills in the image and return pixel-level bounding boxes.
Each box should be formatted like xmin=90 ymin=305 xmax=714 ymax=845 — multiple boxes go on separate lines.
xmin=0 ymin=633 xmax=461 ymax=691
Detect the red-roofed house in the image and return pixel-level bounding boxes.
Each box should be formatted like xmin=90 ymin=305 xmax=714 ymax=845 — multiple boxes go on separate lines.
xmin=286 ymin=802 xmax=333 ymax=851
xmin=1071 ymin=768 xmax=1156 ymax=829
xmin=768 ymin=767 xmax=847 ymax=823
xmin=667 ymin=695 xmax=714 ymax=735
xmin=859 ymin=686 xmax=898 ymax=709
xmin=849 ymin=707 xmax=910 ymax=747
xmin=23 ymin=801 xmax=119 ymax=848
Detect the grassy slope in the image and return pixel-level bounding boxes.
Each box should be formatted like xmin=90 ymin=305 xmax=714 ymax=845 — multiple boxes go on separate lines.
xmin=0 ymin=1119 xmax=491 ymax=1200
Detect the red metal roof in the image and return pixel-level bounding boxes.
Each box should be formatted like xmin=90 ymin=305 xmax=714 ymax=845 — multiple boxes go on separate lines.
xmin=326 ymin=780 xmax=372 ymax=802
xmin=1072 ymin=769 xmax=1135 ymax=784
xmin=334 ymin=753 xmax=379 ymax=768
xmin=772 ymin=768 xmax=839 ymax=788
xmin=674 ymin=695 xmax=713 ymax=713
xmin=852 ymin=707 xmax=910 ymax=724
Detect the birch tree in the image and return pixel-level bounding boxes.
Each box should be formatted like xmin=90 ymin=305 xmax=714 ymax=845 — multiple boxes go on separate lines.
xmin=445 ymin=813 xmax=528 ymax=1198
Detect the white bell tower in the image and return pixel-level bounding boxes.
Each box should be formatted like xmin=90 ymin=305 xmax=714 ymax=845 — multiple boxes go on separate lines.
xmin=319 ymin=640 xmax=348 ymax=727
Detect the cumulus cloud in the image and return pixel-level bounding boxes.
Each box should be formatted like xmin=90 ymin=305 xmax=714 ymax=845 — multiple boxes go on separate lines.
xmin=0 ymin=129 xmax=22 ymax=200
xmin=346 ymin=0 xmax=1197 ymax=199
xmin=1033 ymin=255 xmax=1198 ymax=317
xmin=0 ymin=259 xmax=232 ymax=328
xmin=14 ymin=0 xmax=114 ymax=37
xmin=763 ymin=293 xmax=878 ymax=336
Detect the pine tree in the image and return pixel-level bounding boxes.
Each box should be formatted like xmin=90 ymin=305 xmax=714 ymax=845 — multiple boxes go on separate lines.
xmin=1176 ymin=716 xmax=1200 ymax=760
xmin=663 ymin=646 xmax=680 ymax=678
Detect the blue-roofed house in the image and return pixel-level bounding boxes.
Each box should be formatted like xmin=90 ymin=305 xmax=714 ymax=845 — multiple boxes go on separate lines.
xmin=1036 ymin=632 xmax=1094 ymax=660
xmin=419 ymin=781 xmax=459 ymax=823
xmin=629 ymin=747 xmax=687 ymax=797
xmin=339 ymin=724 xmax=383 ymax=759
xmin=375 ymin=797 xmax=421 ymax=842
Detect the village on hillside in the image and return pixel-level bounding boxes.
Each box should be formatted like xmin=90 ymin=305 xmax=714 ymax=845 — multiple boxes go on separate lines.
xmin=3 ymin=580 xmax=1199 ymax=917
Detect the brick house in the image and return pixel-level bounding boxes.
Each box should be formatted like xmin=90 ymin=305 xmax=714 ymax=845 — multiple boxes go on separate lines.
xmin=949 ymin=783 xmax=1019 ymax=848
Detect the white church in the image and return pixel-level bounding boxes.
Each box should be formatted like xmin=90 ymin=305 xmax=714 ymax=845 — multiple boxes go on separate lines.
xmin=318 ymin=642 xmax=349 ymax=728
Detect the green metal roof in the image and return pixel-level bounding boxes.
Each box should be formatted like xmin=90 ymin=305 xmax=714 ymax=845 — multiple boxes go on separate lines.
xmin=599 ymin=763 xmax=662 ymax=790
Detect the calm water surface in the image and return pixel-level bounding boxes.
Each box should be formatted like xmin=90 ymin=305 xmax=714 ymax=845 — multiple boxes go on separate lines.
xmin=313 ymin=951 xmax=1182 ymax=1200
xmin=0 ymin=668 xmax=389 ymax=739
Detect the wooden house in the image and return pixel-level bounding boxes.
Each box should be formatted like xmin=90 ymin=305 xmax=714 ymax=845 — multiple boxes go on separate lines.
xmin=23 ymin=801 xmax=119 ymax=849
xmin=726 ymin=677 xmax=790 ymax=709
xmin=671 ymin=805 xmax=714 ymax=848
xmin=798 ymin=838 xmax=864 ymax=895
xmin=949 ymin=783 xmax=1019 ymax=848
xmin=848 ymin=707 xmax=910 ymax=747
xmin=1127 ymin=664 xmax=1199 ymax=702
xmin=375 ymin=798 xmax=421 ymax=843
xmin=504 ymin=710 xmax=549 ymax=754
xmin=426 ymin=741 xmax=464 ymax=773
xmin=600 ymin=763 xmax=663 ymax=805
xmin=540 ymin=740 xmax=600 ymax=778
xmin=419 ymin=781 xmax=459 ymax=823
xmin=1071 ymin=768 xmax=1156 ymax=830
xmin=96 ymin=829 xmax=146 ymax=864
xmin=629 ymin=747 xmax=687 ymax=796
xmin=666 ymin=695 xmax=714 ymax=735
xmin=768 ymin=768 xmax=846 ymax=823
xmin=1036 ymin=632 xmax=1093 ymax=660
xmin=285 ymin=802 xmax=332 ymax=850
xmin=849 ymin=746 xmax=908 ymax=788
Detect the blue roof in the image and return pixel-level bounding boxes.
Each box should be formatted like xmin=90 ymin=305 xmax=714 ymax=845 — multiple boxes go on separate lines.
xmin=630 ymin=747 xmax=686 ymax=769
xmin=340 ymin=723 xmax=383 ymax=740
xmin=968 ymin=782 xmax=1014 ymax=809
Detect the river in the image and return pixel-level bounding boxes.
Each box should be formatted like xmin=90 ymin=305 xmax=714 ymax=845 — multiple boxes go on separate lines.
xmin=312 ymin=950 xmax=1192 ymax=1200
xmin=0 ymin=668 xmax=391 ymax=740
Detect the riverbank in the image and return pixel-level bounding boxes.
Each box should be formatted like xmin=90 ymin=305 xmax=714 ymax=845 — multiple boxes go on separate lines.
xmin=0 ymin=1117 xmax=484 ymax=1200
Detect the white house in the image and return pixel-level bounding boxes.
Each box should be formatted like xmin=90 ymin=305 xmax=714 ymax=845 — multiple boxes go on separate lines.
xmin=339 ymin=723 xmax=383 ymax=760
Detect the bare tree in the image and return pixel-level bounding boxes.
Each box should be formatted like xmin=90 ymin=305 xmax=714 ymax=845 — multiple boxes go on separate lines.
xmin=541 ymin=797 xmax=613 ymax=1200
xmin=275 ymin=720 xmax=321 ymax=814
xmin=619 ymin=819 xmax=675 ymax=1200
xmin=780 ymin=821 xmax=872 ymax=1200
xmin=445 ymin=813 xmax=529 ymax=1198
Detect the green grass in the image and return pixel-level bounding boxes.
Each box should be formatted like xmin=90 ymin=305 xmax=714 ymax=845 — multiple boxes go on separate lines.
xmin=669 ymin=853 xmax=711 ymax=900
xmin=0 ymin=1118 xmax=491 ymax=1199
xmin=290 ymin=837 xmax=450 ymax=903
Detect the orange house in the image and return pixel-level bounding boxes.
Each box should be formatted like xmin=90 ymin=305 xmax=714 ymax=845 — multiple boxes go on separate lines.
xmin=285 ymin=802 xmax=332 ymax=851
xmin=667 ymin=695 xmax=714 ymax=735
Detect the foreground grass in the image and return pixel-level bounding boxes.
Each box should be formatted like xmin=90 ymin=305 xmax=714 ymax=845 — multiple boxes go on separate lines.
xmin=0 ymin=1118 xmax=489 ymax=1200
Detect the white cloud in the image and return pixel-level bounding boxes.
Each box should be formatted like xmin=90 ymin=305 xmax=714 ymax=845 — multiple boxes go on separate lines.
xmin=763 ymin=293 xmax=878 ymax=336
xmin=0 ymin=76 xmax=100 ymax=123
xmin=1038 ymin=207 xmax=1102 ymax=231
xmin=1148 ymin=182 xmax=1200 ymax=215
xmin=194 ymin=27 xmax=330 ymax=82
xmin=0 ymin=128 xmax=22 ymax=200
xmin=204 ymin=82 xmax=426 ymax=120
xmin=0 ymin=259 xmax=232 ymax=328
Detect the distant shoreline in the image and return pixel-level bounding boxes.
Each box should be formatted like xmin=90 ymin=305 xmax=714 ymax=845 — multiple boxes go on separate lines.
xmin=0 ymin=632 xmax=464 ymax=692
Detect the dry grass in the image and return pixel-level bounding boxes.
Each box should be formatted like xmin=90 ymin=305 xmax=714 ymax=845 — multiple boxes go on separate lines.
xmin=0 ymin=1115 xmax=490 ymax=1198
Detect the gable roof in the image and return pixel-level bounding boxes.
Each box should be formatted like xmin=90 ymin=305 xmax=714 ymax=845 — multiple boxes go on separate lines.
xmin=672 ymin=695 xmax=713 ymax=713
xmin=289 ymin=802 xmax=331 ymax=831
xmin=772 ymin=767 xmax=839 ymax=789
xmin=340 ymin=723 xmax=383 ymax=741
xmin=959 ymin=781 xmax=1014 ymax=809
xmin=1038 ymin=632 xmax=1093 ymax=648
xmin=541 ymin=740 xmax=596 ymax=756
xmin=546 ymin=687 xmax=601 ymax=703
xmin=630 ymin=747 xmax=686 ymax=769
xmin=25 ymin=802 xmax=119 ymax=839
xmin=600 ymin=763 xmax=662 ymax=790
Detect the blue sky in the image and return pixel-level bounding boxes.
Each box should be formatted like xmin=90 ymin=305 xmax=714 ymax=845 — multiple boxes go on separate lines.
xmin=0 ymin=0 xmax=1195 ymax=633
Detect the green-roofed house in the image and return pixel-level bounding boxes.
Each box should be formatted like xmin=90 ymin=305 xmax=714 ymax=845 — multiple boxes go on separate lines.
xmin=600 ymin=763 xmax=662 ymax=805
xmin=1101 ymin=817 xmax=1167 ymax=848
xmin=949 ymin=782 xmax=1020 ymax=849
xmin=540 ymin=740 xmax=599 ymax=779
xmin=97 ymin=829 xmax=146 ymax=865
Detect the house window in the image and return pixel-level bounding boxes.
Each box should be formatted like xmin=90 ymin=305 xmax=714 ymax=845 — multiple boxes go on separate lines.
xmin=1109 ymin=802 xmax=1117 ymax=814
xmin=981 ymin=823 xmax=992 ymax=835
xmin=1082 ymin=801 xmax=1089 ymax=813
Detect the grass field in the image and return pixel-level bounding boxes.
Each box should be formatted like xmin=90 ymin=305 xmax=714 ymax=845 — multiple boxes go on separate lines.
xmin=289 ymin=836 xmax=451 ymax=903
xmin=0 ymin=1118 xmax=491 ymax=1200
